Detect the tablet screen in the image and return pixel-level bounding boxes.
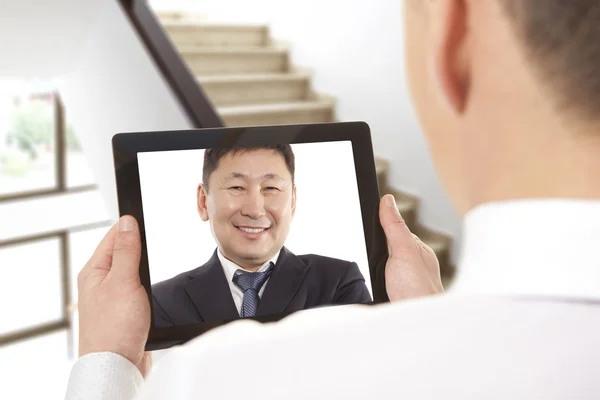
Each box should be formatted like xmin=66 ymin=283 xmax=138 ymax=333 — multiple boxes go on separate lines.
xmin=137 ymin=140 xmax=373 ymax=328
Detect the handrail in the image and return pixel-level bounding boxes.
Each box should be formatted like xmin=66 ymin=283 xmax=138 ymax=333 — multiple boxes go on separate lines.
xmin=118 ymin=0 xmax=225 ymax=129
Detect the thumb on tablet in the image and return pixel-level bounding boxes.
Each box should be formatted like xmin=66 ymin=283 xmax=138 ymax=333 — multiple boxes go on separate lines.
xmin=110 ymin=215 xmax=142 ymax=282
xmin=379 ymin=194 xmax=414 ymax=257
xmin=379 ymin=194 xmax=444 ymax=301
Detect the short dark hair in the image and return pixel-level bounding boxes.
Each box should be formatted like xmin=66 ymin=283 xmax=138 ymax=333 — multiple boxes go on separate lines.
xmin=202 ymin=145 xmax=295 ymax=191
xmin=499 ymin=0 xmax=600 ymax=119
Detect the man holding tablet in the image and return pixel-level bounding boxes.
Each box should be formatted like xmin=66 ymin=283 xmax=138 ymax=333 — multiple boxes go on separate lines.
xmin=151 ymin=144 xmax=372 ymax=327
xmin=68 ymin=0 xmax=600 ymax=398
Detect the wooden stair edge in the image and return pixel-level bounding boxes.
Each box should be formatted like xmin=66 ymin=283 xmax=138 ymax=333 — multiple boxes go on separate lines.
xmin=217 ymin=95 xmax=336 ymax=116
xmin=375 ymin=158 xmax=390 ymax=174
xmin=177 ymin=44 xmax=289 ymax=54
xmin=197 ymin=71 xmax=311 ymax=84
xmin=155 ymin=11 xmax=208 ymax=22
xmin=161 ymin=21 xmax=269 ymax=30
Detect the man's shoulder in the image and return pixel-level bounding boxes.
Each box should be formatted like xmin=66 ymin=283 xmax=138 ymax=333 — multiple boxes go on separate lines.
xmin=171 ymin=292 xmax=600 ymax=361
xmin=139 ymin=295 xmax=600 ymax=399
xmin=287 ymin=252 xmax=360 ymax=282
xmin=293 ymin=252 xmax=355 ymax=269
xmin=151 ymin=264 xmax=211 ymax=297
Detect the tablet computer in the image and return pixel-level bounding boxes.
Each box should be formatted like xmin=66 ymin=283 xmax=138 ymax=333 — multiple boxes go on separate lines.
xmin=112 ymin=121 xmax=389 ymax=351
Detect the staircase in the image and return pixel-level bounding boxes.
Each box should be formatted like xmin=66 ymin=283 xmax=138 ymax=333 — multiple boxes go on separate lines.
xmin=156 ymin=11 xmax=455 ymax=287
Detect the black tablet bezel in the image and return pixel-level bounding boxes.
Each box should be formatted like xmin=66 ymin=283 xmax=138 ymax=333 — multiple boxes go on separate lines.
xmin=112 ymin=121 xmax=389 ymax=351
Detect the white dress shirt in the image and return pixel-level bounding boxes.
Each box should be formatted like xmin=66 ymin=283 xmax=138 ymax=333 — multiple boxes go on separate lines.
xmin=218 ymin=249 xmax=280 ymax=315
xmin=65 ymin=199 xmax=600 ymax=400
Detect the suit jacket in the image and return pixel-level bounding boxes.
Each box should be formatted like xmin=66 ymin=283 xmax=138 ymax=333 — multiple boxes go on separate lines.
xmin=151 ymin=247 xmax=372 ymax=327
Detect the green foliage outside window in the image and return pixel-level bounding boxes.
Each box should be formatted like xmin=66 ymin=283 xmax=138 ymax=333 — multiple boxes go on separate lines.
xmin=1 ymin=98 xmax=80 ymax=177
xmin=6 ymin=100 xmax=80 ymax=159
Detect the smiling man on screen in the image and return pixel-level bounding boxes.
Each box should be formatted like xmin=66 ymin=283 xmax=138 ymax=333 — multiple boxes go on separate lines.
xmin=67 ymin=0 xmax=600 ymax=399
xmin=151 ymin=145 xmax=372 ymax=326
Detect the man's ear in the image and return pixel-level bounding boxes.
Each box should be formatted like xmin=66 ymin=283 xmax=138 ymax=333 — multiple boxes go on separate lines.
xmin=197 ymin=183 xmax=210 ymax=222
xmin=430 ymin=0 xmax=471 ymax=114
xmin=291 ymin=185 xmax=297 ymax=217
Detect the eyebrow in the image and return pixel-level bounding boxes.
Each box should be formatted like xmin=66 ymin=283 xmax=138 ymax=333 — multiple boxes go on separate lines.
xmin=225 ymin=173 xmax=285 ymax=181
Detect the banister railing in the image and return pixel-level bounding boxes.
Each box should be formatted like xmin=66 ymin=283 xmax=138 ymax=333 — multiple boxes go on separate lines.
xmin=118 ymin=0 xmax=225 ymax=129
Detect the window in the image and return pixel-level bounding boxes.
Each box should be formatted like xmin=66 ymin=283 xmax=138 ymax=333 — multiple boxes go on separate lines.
xmin=0 ymin=79 xmax=111 ymax=348
xmin=0 ymin=238 xmax=63 ymax=336
xmin=0 ymin=80 xmax=58 ymax=197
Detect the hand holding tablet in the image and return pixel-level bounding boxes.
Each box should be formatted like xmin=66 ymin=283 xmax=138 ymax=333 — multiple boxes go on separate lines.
xmin=93 ymin=121 xmax=442 ymax=353
xmin=110 ymin=121 xmax=389 ymax=349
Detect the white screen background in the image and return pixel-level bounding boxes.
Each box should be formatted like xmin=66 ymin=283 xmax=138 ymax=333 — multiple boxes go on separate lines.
xmin=137 ymin=141 xmax=372 ymax=296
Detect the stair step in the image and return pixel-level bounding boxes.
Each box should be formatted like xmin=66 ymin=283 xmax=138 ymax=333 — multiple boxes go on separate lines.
xmin=441 ymin=272 xmax=455 ymax=290
xmin=198 ymin=72 xmax=311 ymax=107
xmin=178 ymin=46 xmax=289 ymax=76
xmin=423 ymin=234 xmax=448 ymax=255
xmin=375 ymin=158 xmax=389 ymax=193
xmin=218 ymin=98 xmax=335 ymax=127
xmin=416 ymin=227 xmax=453 ymax=277
xmin=156 ymin=11 xmax=207 ymax=23
xmin=441 ymin=261 xmax=456 ymax=290
xmin=163 ymin=23 xmax=269 ymax=48
xmin=392 ymin=190 xmax=419 ymax=232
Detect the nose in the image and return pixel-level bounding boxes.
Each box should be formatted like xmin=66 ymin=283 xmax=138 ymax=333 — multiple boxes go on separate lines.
xmin=240 ymin=188 xmax=266 ymax=219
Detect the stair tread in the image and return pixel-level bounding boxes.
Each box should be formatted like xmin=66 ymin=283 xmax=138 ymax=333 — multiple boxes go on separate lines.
xmin=389 ymin=189 xmax=419 ymax=208
xmin=417 ymin=227 xmax=452 ymax=255
xmin=375 ymin=158 xmax=389 ymax=176
xmin=423 ymin=236 xmax=448 ymax=254
xmin=178 ymin=45 xmax=287 ymax=54
xmin=156 ymin=14 xmax=207 ymax=24
xmin=162 ymin=21 xmax=268 ymax=30
xmin=219 ymin=98 xmax=335 ymax=116
xmin=395 ymin=197 xmax=415 ymax=214
xmin=197 ymin=71 xmax=310 ymax=83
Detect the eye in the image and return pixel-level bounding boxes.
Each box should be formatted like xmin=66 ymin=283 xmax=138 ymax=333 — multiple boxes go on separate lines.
xmin=228 ymin=186 xmax=244 ymax=191
xmin=264 ymin=186 xmax=280 ymax=191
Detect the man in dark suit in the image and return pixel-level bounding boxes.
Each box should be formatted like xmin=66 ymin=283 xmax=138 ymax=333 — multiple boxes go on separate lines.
xmin=152 ymin=144 xmax=371 ymax=327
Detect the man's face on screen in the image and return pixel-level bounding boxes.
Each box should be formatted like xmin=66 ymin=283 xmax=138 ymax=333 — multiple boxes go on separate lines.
xmin=198 ymin=149 xmax=296 ymax=270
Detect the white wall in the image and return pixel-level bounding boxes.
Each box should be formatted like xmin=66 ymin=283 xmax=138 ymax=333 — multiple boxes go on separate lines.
xmin=0 ymin=0 xmax=104 ymax=78
xmin=151 ymin=0 xmax=463 ymax=262
xmin=59 ymin=0 xmax=194 ymax=219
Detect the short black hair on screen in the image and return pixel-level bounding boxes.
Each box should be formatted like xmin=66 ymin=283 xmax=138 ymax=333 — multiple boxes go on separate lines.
xmin=202 ymin=145 xmax=295 ymax=191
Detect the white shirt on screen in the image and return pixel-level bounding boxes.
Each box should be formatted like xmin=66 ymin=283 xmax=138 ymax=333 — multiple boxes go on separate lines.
xmin=217 ymin=249 xmax=280 ymax=315
xmin=65 ymin=199 xmax=600 ymax=399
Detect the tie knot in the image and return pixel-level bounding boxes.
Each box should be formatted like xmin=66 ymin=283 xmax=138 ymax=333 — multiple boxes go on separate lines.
xmin=232 ymin=265 xmax=273 ymax=292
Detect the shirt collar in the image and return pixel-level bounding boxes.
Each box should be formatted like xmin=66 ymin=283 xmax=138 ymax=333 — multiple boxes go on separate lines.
xmin=450 ymin=199 xmax=600 ymax=301
xmin=218 ymin=249 xmax=280 ymax=283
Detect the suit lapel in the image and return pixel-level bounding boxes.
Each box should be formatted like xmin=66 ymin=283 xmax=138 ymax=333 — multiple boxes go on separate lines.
xmin=184 ymin=250 xmax=240 ymax=322
xmin=257 ymin=247 xmax=309 ymax=315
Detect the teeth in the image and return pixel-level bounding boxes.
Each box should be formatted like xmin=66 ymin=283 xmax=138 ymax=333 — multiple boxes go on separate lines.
xmin=238 ymin=227 xmax=266 ymax=233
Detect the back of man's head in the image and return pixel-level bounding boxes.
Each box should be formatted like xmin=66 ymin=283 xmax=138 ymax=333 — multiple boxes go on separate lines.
xmin=403 ymin=0 xmax=600 ymax=215
xmin=499 ymin=0 xmax=600 ymax=119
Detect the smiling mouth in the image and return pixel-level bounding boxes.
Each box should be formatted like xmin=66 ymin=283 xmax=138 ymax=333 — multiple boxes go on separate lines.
xmin=236 ymin=226 xmax=270 ymax=234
